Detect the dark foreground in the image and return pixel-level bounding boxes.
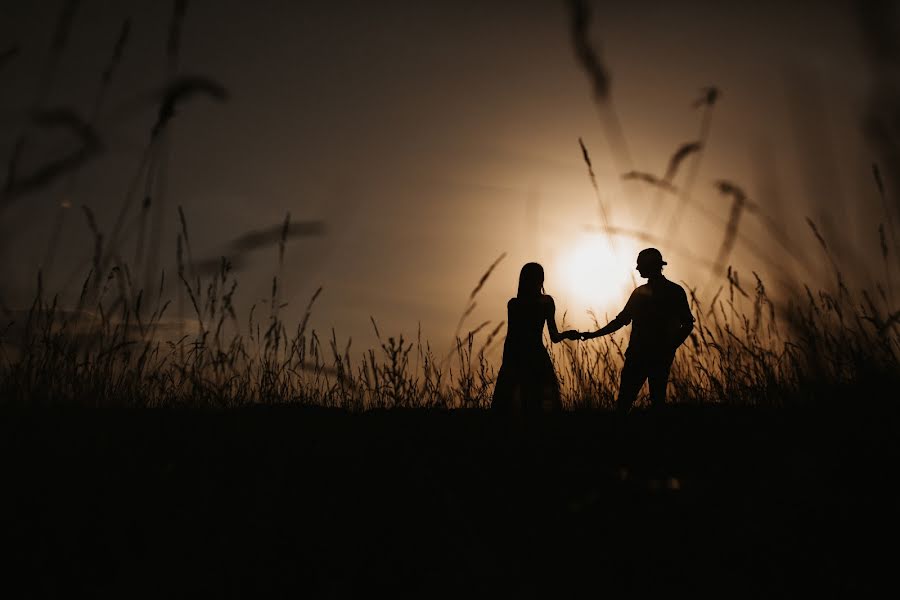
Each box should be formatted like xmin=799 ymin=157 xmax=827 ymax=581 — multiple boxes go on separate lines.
xmin=2 ymin=401 xmax=898 ymax=598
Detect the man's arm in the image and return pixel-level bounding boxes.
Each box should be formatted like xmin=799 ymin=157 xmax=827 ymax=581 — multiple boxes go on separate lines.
xmin=671 ymin=288 xmax=695 ymax=350
xmin=581 ymin=294 xmax=634 ymax=340
xmin=672 ymin=319 xmax=694 ymax=349
xmin=581 ymin=314 xmax=629 ymax=340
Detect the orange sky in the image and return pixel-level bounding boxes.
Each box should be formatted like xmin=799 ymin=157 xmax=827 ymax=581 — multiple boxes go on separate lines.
xmin=0 ymin=0 xmax=890 ymax=360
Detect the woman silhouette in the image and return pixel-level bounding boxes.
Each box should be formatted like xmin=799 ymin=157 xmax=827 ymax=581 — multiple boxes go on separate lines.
xmin=491 ymin=262 xmax=578 ymax=413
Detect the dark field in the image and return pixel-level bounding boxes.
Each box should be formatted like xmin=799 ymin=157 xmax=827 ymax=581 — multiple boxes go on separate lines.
xmin=3 ymin=398 xmax=897 ymax=598
xmin=3 ymin=2 xmax=900 ymax=597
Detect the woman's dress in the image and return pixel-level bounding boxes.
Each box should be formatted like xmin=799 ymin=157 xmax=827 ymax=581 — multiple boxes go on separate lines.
xmin=491 ymin=294 xmax=562 ymax=413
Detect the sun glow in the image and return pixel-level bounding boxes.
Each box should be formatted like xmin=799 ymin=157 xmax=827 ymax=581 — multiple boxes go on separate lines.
xmin=556 ymin=234 xmax=638 ymax=314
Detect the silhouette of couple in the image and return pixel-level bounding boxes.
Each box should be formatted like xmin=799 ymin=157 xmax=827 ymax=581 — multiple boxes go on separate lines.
xmin=491 ymin=248 xmax=695 ymax=415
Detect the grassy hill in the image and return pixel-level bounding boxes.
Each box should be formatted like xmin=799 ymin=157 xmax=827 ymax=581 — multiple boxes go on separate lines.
xmin=3 ymin=399 xmax=896 ymax=597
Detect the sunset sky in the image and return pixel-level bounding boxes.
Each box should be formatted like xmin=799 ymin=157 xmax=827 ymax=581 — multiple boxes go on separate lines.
xmin=0 ymin=0 xmax=891 ymax=359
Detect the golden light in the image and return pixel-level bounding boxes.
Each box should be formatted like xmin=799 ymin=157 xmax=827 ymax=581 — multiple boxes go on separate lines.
xmin=556 ymin=234 xmax=638 ymax=313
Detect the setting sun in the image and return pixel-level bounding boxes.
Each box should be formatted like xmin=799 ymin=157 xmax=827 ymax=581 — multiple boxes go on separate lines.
xmin=557 ymin=234 xmax=638 ymax=313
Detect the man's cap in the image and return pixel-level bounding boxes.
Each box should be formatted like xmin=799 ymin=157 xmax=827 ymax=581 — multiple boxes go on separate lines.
xmin=637 ymin=247 xmax=667 ymax=266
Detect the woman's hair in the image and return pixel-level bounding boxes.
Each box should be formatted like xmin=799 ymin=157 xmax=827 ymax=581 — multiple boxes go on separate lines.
xmin=517 ymin=262 xmax=545 ymax=297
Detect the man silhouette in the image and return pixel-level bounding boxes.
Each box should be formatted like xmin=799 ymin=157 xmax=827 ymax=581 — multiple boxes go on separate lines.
xmin=579 ymin=248 xmax=694 ymax=414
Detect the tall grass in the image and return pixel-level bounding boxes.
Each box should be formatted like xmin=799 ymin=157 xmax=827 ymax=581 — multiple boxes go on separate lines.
xmin=1 ymin=3 xmax=898 ymax=411
xmin=2 ymin=235 xmax=897 ymax=409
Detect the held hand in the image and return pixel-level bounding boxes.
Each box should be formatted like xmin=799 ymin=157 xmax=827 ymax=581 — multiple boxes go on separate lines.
xmin=562 ymin=330 xmax=579 ymax=341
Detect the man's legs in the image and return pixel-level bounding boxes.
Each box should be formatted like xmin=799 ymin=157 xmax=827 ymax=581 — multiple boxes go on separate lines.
xmin=647 ymin=353 xmax=675 ymax=408
xmin=616 ymin=355 xmax=648 ymax=415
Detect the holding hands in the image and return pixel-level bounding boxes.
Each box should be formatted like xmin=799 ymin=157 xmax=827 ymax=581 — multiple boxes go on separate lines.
xmin=562 ymin=330 xmax=599 ymax=341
